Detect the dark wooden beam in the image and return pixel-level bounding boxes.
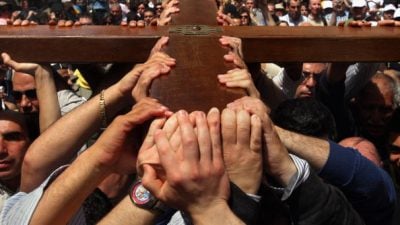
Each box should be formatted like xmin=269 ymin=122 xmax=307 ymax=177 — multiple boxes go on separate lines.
xmin=0 ymin=26 xmax=168 ymax=63
xmin=1 ymin=26 xmax=400 ymax=63
xmin=224 ymin=26 xmax=400 ymax=62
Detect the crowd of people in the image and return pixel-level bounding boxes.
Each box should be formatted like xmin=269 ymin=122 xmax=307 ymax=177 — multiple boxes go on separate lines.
xmin=0 ymin=0 xmax=399 ymax=225
xmin=0 ymin=0 xmax=399 ymax=26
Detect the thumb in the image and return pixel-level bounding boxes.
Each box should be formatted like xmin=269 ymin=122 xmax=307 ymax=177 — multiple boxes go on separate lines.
xmin=141 ymin=164 xmax=163 ymax=198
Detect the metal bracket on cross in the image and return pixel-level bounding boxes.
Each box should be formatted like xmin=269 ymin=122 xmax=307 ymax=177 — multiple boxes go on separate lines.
xmin=169 ymin=25 xmax=221 ymax=36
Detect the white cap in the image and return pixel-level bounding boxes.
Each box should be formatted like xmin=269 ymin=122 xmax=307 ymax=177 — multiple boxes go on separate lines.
xmin=383 ymin=4 xmax=396 ymax=12
xmin=322 ymin=1 xmax=333 ymax=9
xmin=352 ymin=0 xmax=367 ymax=7
xmin=275 ymin=3 xmax=285 ymax=10
xmin=394 ymin=8 xmax=400 ymax=18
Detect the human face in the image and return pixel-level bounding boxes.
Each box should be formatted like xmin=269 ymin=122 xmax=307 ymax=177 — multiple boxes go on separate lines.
xmin=333 ymin=0 xmax=345 ymax=13
xmin=289 ymin=0 xmax=301 ymax=20
xmin=383 ymin=11 xmax=395 ymax=20
xmin=110 ymin=6 xmax=122 ymax=17
xmin=355 ymin=77 xmax=395 ymax=138
xmin=137 ymin=3 xmax=145 ymax=15
xmin=295 ymin=63 xmax=326 ymax=98
xmin=240 ymin=12 xmax=250 ymax=25
xmin=144 ymin=11 xmax=154 ymax=26
xmin=309 ymin=0 xmax=322 ymax=16
xmin=0 ymin=120 xmax=29 ymax=182
xmin=245 ymin=0 xmax=255 ymax=10
xmin=301 ymin=4 xmax=309 ymax=16
xmin=156 ymin=5 xmax=163 ymax=16
xmin=352 ymin=6 xmax=367 ymax=20
xmin=12 ymin=72 xmax=39 ymax=114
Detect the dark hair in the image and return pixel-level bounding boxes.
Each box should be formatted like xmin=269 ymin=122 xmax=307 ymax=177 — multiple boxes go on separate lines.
xmin=272 ymin=98 xmax=337 ymax=139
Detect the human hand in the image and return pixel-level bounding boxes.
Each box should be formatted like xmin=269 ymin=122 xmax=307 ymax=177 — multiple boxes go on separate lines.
xmin=158 ymin=0 xmax=180 ymax=26
xmin=1 ymin=52 xmax=52 ymax=78
xmin=219 ymin=36 xmax=243 ymax=60
xmin=261 ymin=115 xmax=297 ymax=187
xmin=227 ymin=96 xmax=271 ymax=116
xmin=216 ymin=11 xmax=234 ymax=26
xmin=117 ymin=37 xmax=176 ymax=101
xmin=92 ymin=97 xmax=172 ymax=175
xmin=142 ymin=110 xmax=230 ymax=216
xmin=218 ymin=68 xmax=260 ymax=98
xmin=221 ymin=108 xmax=262 ymax=194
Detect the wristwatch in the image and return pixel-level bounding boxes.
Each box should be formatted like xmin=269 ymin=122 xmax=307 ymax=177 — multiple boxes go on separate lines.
xmin=129 ymin=180 xmax=169 ymax=212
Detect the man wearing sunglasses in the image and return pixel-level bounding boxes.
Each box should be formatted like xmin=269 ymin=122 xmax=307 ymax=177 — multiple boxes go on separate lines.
xmin=11 ymin=71 xmax=38 ymax=114
xmin=0 ymin=110 xmax=30 ymax=211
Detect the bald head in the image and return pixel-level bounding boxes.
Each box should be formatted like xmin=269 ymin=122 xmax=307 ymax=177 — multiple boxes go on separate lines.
xmin=339 ymin=137 xmax=382 ymax=167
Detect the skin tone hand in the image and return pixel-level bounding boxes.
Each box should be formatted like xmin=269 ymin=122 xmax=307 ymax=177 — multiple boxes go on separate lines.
xmin=29 ymin=98 xmax=171 ymax=225
xmin=158 ymin=0 xmax=180 ymax=26
xmin=1 ymin=52 xmax=52 ymax=79
xmin=216 ymin=11 xmax=232 ymax=26
xmin=117 ymin=36 xmax=176 ymax=103
xmin=218 ymin=36 xmax=260 ymax=98
xmin=1 ymin=52 xmax=60 ymax=132
xmin=218 ymin=68 xmax=260 ymax=98
xmin=221 ymin=108 xmax=262 ymax=194
xmin=93 ymin=97 xmax=172 ymax=175
xmin=142 ymin=110 xmax=243 ymax=224
xmin=227 ymin=97 xmax=296 ymax=186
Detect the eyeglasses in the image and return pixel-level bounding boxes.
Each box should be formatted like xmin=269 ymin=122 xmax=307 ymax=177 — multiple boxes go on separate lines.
xmin=301 ymin=71 xmax=323 ymax=81
xmin=0 ymin=131 xmax=25 ymax=142
xmin=12 ymin=89 xmax=37 ymax=101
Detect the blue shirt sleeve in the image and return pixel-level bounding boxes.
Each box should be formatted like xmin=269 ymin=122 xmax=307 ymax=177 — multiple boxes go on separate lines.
xmin=319 ymin=141 xmax=396 ymax=225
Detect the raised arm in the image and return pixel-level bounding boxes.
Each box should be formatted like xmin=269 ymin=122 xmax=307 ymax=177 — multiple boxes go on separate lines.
xmin=1 ymin=53 xmax=60 ymax=133
xmin=20 ymin=37 xmax=176 ymax=192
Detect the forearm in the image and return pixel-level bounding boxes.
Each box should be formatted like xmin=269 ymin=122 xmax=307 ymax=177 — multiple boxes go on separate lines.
xmin=35 ymin=68 xmax=61 ymax=133
xmin=98 ymin=196 xmax=158 ymax=225
xmin=29 ymin=148 xmax=110 ymax=225
xmin=21 ymin=84 xmax=130 ymax=192
xmin=274 ymin=126 xmax=329 ymax=170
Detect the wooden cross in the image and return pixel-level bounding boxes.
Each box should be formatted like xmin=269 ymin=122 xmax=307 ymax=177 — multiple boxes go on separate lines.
xmin=1 ymin=0 xmax=400 ymax=112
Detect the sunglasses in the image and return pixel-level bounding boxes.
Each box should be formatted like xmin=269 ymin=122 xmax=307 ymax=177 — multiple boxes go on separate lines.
xmin=1 ymin=131 xmax=25 ymax=141
xmin=389 ymin=145 xmax=400 ymax=154
xmin=12 ymin=89 xmax=37 ymax=101
xmin=301 ymin=71 xmax=323 ymax=81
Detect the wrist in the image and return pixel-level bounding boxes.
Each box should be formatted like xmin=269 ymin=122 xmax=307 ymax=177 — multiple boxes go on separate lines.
xmin=189 ymin=200 xmax=234 ymax=225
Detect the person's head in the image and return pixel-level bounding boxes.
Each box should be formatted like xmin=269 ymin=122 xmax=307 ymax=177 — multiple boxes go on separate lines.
xmin=267 ymin=1 xmax=275 ymax=13
xmin=143 ymin=8 xmax=154 ymax=26
xmin=382 ymin=4 xmax=396 ymax=20
xmin=288 ymin=0 xmax=302 ymax=20
xmin=275 ymin=2 xmax=286 ymax=16
xmin=110 ymin=2 xmax=122 ymax=18
xmin=78 ymin=13 xmax=93 ymax=25
xmin=321 ymin=0 xmax=333 ymax=14
xmin=136 ymin=2 xmax=146 ymax=15
xmin=245 ymin=0 xmax=255 ymax=10
xmin=155 ymin=2 xmax=162 ymax=17
xmin=12 ymin=71 xmax=38 ymax=114
xmin=339 ymin=137 xmax=382 ymax=167
xmin=0 ymin=110 xmax=30 ymax=189
xmin=300 ymin=2 xmax=309 ymax=16
xmin=367 ymin=1 xmax=379 ymax=16
xmin=354 ymin=72 xmax=399 ymax=139
xmin=308 ymin=0 xmax=322 ymax=16
xmin=272 ymin=97 xmax=336 ymax=139
xmin=351 ymin=0 xmax=367 ymax=20
xmin=238 ymin=7 xmax=251 ymax=25
xmin=295 ymin=63 xmax=327 ymax=98
xmin=332 ymin=0 xmax=346 ymax=14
